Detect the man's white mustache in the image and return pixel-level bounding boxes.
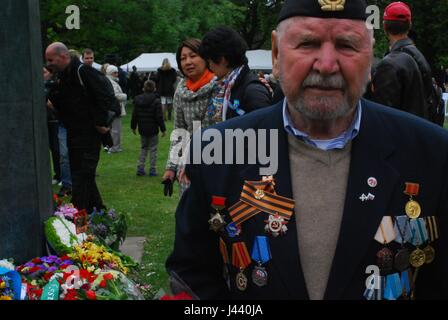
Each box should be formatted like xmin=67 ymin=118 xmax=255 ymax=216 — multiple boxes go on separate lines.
xmin=302 ymin=73 xmax=346 ymax=90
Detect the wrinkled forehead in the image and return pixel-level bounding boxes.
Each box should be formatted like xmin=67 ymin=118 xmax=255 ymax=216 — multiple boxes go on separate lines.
xmin=278 ymin=16 xmax=371 ymax=42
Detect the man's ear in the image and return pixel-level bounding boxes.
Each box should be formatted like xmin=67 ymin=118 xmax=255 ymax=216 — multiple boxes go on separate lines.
xmin=271 ymin=30 xmax=280 ymax=79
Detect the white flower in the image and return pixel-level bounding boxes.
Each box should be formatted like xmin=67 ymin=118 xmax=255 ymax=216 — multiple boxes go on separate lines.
xmin=52 ymin=217 xmax=87 ymax=247
xmin=0 ymin=259 xmax=15 ymax=270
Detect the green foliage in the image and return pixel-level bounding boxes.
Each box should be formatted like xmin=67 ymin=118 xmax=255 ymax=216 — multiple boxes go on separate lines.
xmin=40 ymin=0 xmax=448 ymax=68
xmin=89 ymin=208 xmax=128 ymax=251
xmin=368 ymin=0 xmax=448 ymax=67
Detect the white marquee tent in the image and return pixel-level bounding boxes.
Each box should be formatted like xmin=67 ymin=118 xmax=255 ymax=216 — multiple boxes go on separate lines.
xmin=121 ymin=50 xmax=273 ymax=73
xmin=246 ymin=50 xmax=272 ymax=71
xmin=121 ymin=53 xmax=178 ymax=72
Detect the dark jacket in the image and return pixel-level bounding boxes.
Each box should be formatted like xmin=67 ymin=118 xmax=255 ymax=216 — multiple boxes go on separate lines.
xmin=226 ymin=64 xmax=272 ymax=120
xmin=49 ymin=58 xmax=110 ymax=144
xmin=131 ymin=92 xmax=166 ymax=137
xmin=371 ymin=38 xmax=431 ymax=120
xmin=166 ymin=99 xmax=448 ymax=300
xmin=156 ymin=68 xmax=177 ymax=98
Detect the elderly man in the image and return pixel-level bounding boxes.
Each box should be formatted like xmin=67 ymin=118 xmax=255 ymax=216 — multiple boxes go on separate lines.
xmin=166 ymin=0 xmax=448 ymax=300
xmin=46 ymin=42 xmax=111 ymax=213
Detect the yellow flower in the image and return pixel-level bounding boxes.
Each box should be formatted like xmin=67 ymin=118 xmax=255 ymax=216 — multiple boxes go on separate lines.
xmin=0 ymin=282 xmax=5 ymax=289
xmin=0 ymin=295 xmax=12 ymax=300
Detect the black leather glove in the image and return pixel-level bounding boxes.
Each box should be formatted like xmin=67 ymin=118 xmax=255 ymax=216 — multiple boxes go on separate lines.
xmin=101 ymin=131 xmax=113 ymax=148
xmin=162 ymin=179 xmax=173 ymax=197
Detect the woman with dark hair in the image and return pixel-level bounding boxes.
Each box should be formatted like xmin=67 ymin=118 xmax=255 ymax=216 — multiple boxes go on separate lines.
xmin=162 ymin=38 xmax=216 ymax=195
xmin=199 ymin=26 xmax=272 ymax=122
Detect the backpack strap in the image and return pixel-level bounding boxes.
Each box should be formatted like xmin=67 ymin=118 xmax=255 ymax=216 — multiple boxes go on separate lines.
xmin=77 ymin=64 xmax=85 ymax=87
xmin=399 ymin=45 xmax=432 ymax=95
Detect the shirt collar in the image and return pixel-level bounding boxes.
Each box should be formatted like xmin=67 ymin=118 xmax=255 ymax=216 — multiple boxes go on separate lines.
xmin=282 ymin=98 xmax=362 ymax=151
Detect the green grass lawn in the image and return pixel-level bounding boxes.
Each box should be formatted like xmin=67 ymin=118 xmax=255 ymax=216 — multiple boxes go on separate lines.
xmin=95 ymin=103 xmax=179 ymax=295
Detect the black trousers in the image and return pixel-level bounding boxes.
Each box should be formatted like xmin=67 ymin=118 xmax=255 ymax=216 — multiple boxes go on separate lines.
xmin=48 ymin=122 xmax=61 ymax=181
xmin=67 ymin=130 xmax=104 ymax=213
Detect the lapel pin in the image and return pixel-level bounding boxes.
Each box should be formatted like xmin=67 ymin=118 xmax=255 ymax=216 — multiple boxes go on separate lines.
xmin=360 ymin=193 xmax=375 ymax=202
xmin=368 ymin=177 xmax=378 ymax=188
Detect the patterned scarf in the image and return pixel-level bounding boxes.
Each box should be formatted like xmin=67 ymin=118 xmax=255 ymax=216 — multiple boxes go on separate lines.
xmin=207 ymin=66 xmax=244 ymax=122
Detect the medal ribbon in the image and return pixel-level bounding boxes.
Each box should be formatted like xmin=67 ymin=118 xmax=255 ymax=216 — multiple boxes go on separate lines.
xmin=364 ymin=275 xmax=383 ymax=301
xmin=384 ymin=273 xmax=402 ymax=300
xmin=394 ymin=215 xmax=412 ymax=244
xmin=219 ymin=238 xmax=229 ymax=264
xmin=229 ymin=180 xmax=295 ymax=225
xmin=251 ymin=236 xmax=272 ymax=265
xmin=374 ymin=216 xmax=396 ymax=244
xmin=212 ymin=196 xmax=226 ymax=209
xmin=231 ymin=242 xmax=251 ymax=270
xmin=404 ymin=183 xmax=420 ymax=196
xmin=401 ymin=270 xmax=411 ymax=297
xmin=424 ymin=216 xmax=439 ymax=242
xmin=410 ymin=218 xmax=429 ymax=246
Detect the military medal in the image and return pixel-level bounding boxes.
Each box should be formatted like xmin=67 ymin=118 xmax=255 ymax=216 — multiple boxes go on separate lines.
xmin=423 ymin=245 xmax=435 ymax=264
xmin=231 ymin=242 xmax=251 ymax=291
xmin=264 ymin=214 xmax=288 ymax=237
xmin=393 ymin=216 xmax=411 ymax=271
xmin=209 ymin=212 xmax=226 ymax=232
xmin=209 ymin=196 xmax=227 ymax=233
xmin=403 ymin=183 xmax=422 ymax=219
xmin=235 ymin=271 xmax=248 ymax=291
xmin=394 ymin=248 xmax=410 ymax=272
xmin=250 ymin=236 xmax=271 ymax=287
xmin=421 ymin=216 xmax=439 ymax=265
xmin=409 ymin=248 xmax=426 ymax=268
xmin=374 ymin=216 xmax=396 ymax=273
xmin=376 ymin=248 xmax=394 ymax=273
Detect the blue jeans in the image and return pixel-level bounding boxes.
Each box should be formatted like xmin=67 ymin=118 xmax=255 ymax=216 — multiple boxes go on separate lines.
xmin=58 ymin=124 xmax=72 ymax=188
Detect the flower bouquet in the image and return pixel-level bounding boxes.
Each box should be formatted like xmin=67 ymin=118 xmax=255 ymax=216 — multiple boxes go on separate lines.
xmin=45 ymin=216 xmax=88 ymax=255
xmin=16 ymin=255 xmax=75 ymax=300
xmin=88 ymin=208 xmax=127 ymax=251
xmin=0 ymin=259 xmax=21 ymax=300
xmin=54 ymin=204 xmax=79 ymax=220
xmin=69 ymin=242 xmax=133 ymax=275
xmin=80 ymin=270 xmax=144 ymax=300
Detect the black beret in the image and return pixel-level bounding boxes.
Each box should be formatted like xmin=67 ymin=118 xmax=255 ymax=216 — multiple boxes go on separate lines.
xmin=278 ymin=0 xmax=368 ymax=23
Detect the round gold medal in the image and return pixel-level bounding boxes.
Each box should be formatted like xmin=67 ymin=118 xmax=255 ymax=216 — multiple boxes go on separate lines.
xmin=236 ymin=271 xmax=248 ymax=291
xmin=423 ymin=245 xmax=435 ymax=264
xmin=405 ymin=200 xmax=421 ymax=219
xmin=409 ymin=248 xmax=426 ymax=268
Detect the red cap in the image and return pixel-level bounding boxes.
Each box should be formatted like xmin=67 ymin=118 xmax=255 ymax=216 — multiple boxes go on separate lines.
xmin=384 ymin=2 xmax=412 ymax=22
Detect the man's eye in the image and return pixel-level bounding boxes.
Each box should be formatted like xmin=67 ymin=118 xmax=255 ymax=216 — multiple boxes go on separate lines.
xmin=298 ymin=42 xmax=318 ymax=48
xmin=338 ymin=43 xmax=356 ymax=50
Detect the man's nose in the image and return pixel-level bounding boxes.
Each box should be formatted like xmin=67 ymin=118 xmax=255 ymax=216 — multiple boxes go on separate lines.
xmin=313 ymin=43 xmax=340 ymax=75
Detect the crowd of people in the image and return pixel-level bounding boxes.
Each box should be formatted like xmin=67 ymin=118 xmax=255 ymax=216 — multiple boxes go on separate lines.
xmin=42 ymin=0 xmax=448 ymax=300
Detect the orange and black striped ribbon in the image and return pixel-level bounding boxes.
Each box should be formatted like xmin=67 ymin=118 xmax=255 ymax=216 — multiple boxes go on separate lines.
xmin=229 ymin=180 xmax=295 ymax=225
xmin=231 ymin=242 xmax=251 ymax=270
xmin=219 ymin=238 xmax=229 ymax=264
xmin=424 ymin=216 xmax=439 ymax=242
